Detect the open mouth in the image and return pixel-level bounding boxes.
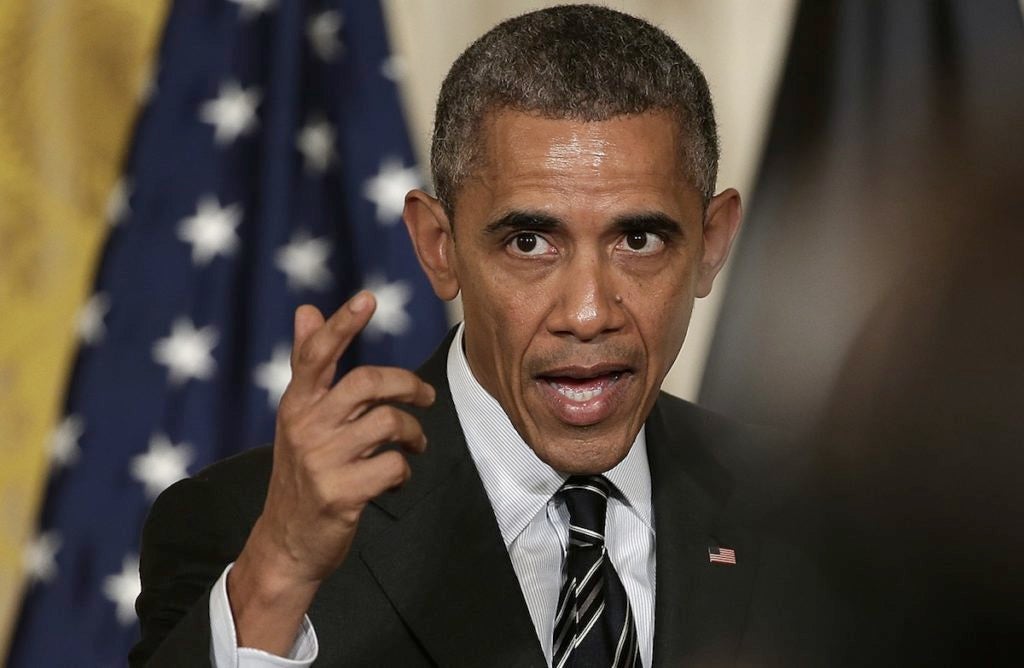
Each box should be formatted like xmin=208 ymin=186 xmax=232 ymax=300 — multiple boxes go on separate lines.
xmin=534 ymin=364 xmax=635 ymax=426
xmin=545 ymin=370 xmax=626 ymax=402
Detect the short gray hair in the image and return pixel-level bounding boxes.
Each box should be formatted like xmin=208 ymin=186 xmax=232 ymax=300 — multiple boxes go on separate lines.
xmin=430 ymin=4 xmax=720 ymax=219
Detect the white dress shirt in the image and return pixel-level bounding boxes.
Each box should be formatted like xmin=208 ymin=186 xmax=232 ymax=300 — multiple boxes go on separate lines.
xmin=208 ymin=323 xmax=657 ymax=666
xmin=447 ymin=324 xmax=657 ymax=666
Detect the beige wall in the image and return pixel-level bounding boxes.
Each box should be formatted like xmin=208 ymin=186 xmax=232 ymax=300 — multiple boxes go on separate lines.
xmin=382 ymin=0 xmax=796 ymax=400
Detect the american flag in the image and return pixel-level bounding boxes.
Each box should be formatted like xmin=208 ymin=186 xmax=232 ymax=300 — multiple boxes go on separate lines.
xmin=8 ymin=1 xmax=447 ymax=664
xmin=708 ymin=546 xmax=737 ymax=565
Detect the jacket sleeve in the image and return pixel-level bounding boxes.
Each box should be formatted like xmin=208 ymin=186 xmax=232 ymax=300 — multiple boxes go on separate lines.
xmin=129 ymin=474 xmax=251 ymax=667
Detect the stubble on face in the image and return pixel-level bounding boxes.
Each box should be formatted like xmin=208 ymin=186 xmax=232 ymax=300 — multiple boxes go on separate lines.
xmin=450 ymin=110 xmax=706 ymax=474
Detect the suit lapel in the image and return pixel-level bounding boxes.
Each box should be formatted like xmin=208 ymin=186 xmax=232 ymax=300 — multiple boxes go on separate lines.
xmin=353 ymin=333 xmax=761 ymax=666
xmin=646 ymin=397 xmax=760 ymax=667
xmin=358 ymin=330 xmax=546 ymax=667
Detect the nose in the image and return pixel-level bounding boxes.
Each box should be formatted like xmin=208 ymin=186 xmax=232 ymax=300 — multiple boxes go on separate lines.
xmin=547 ymin=253 xmax=626 ymax=342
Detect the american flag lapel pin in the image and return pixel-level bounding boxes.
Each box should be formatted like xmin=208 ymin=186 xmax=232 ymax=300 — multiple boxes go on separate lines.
xmin=708 ymin=545 xmax=737 ymax=565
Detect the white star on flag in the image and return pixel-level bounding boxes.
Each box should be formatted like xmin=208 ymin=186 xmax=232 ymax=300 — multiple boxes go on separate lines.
xmin=228 ymin=0 xmax=276 ymax=20
xmin=23 ymin=531 xmax=61 ymax=585
xmin=199 ymin=81 xmax=261 ymax=145
xmin=48 ymin=414 xmax=84 ymax=469
xmin=307 ymin=10 xmax=343 ymax=62
xmin=76 ymin=292 xmax=110 ymax=345
xmin=364 ymin=277 xmax=412 ymax=337
xmin=380 ymin=55 xmax=407 ymax=82
xmin=131 ymin=433 xmax=194 ymax=500
xmin=102 ymin=555 xmax=141 ymax=626
xmin=177 ymin=195 xmax=242 ymax=265
xmin=296 ymin=117 xmax=337 ymax=173
xmin=275 ymin=231 xmax=333 ymax=292
xmin=105 ymin=178 xmax=131 ymax=226
xmin=152 ymin=318 xmax=219 ymax=385
xmin=254 ymin=344 xmax=292 ymax=408
xmin=362 ymin=157 xmax=420 ymax=225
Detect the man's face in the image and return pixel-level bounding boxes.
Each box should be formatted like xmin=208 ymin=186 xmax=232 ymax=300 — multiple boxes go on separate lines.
xmin=409 ymin=110 xmax=738 ymax=474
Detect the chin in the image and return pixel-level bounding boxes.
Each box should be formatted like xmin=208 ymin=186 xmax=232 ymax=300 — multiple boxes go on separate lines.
xmin=532 ymin=433 xmax=634 ymax=475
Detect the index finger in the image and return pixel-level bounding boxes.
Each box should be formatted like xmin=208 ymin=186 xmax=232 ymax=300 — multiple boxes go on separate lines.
xmin=288 ymin=291 xmax=376 ymax=398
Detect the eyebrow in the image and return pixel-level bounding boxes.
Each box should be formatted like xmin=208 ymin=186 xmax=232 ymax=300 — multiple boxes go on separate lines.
xmin=481 ymin=209 xmax=686 ymax=240
xmin=482 ymin=211 xmax=563 ymax=237
xmin=610 ymin=212 xmax=685 ymax=240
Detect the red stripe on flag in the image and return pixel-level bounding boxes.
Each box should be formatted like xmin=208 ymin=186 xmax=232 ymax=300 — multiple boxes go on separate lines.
xmin=708 ymin=547 xmax=736 ymax=564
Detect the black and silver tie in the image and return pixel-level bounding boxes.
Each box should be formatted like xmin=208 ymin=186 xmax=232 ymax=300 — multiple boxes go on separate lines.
xmin=552 ymin=475 xmax=641 ymax=668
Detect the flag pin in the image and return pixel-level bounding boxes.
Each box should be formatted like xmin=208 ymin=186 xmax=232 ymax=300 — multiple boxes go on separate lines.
xmin=708 ymin=545 xmax=737 ymax=565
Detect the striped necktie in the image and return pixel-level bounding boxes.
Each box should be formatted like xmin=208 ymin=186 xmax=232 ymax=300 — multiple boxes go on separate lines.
xmin=552 ymin=475 xmax=641 ymax=668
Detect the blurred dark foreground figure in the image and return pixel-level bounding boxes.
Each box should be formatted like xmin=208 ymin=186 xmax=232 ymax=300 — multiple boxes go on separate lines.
xmin=695 ymin=1 xmax=1024 ymax=661
xmin=814 ymin=176 xmax=1024 ymax=665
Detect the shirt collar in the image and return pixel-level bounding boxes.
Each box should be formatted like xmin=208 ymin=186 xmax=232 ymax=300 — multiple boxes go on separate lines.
xmin=446 ymin=323 xmax=653 ymax=547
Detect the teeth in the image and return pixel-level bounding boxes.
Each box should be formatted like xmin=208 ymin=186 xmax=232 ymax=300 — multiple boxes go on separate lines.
xmin=553 ymin=383 xmax=604 ymax=402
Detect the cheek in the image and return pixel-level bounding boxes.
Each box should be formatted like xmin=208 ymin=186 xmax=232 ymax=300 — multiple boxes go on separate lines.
xmin=628 ymin=273 xmax=695 ymax=365
xmin=463 ymin=268 xmax=547 ymax=361
xmin=475 ymin=273 xmax=532 ymax=326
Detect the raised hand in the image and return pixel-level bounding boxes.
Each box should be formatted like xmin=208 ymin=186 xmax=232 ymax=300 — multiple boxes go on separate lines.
xmin=227 ymin=291 xmax=435 ymax=653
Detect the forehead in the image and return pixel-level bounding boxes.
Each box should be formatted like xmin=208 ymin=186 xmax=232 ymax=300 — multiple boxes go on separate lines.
xmin=461 ymin=110 xmax=694 ymax=217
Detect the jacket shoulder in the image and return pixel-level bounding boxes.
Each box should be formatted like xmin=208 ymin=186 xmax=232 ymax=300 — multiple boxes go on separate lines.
xmin=130 ymin=446 xmax=272 ymax=666
xmin=650 ymin=392 xmax=808 ymax=515
xmin=651 ymin=391 xmax=790 ymax=458
xmin=192 ymin=444 xmax=274 ymax=497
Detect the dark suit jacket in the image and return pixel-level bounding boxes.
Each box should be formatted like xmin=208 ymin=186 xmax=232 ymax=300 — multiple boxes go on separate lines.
xmin=130 ymin=332 xmax=841 ymax=666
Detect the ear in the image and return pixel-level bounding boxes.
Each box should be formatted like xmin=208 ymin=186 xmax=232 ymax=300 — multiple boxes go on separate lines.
xmin=402 ymin=189 xmax=460 ymax=301
xmin=695 ymin=187 xmax=742 ymax=298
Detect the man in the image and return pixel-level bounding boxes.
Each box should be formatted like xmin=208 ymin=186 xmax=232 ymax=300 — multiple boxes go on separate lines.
xmin=132 ymin=5 xmax=835 ymax=666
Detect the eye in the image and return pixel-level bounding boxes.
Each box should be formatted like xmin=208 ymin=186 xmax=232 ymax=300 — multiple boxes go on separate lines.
xmin=617 ymin=231 xmax=665 ymax=255
xmin=507 ymin=232 xmax=554 ymax=257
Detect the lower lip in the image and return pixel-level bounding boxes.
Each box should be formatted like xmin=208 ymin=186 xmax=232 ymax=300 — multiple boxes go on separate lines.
xmin=534 ymin=373 xmax=632 ymax=427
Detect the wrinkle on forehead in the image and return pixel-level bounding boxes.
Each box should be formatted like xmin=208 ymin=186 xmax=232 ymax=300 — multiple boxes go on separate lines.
xmin=468 ymin=110 xmax=691 ymax=203
xmin=544 ymin=129 xmax=609 ymax=171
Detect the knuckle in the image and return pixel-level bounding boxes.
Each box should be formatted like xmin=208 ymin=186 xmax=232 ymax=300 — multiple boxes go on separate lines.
xmin=399 ymin=375 xmax=421 ymax=401
xmin=297 ymin=339 xmax=321 ymax=366
xmin=346 ymin=481 xmax=374 ymax=506
xmin=279 ymin=409 xmax=321 ymax=450
xmin=348 ymin=366 xmax=383 ymax=395
xmin=325 ymin=490 xmax=361 ymax=517
xmin=276 ymin=393 xmax=300 ymax=420
xmin=329 ymin=310 xmax=355 ymax=335
xmin=296 ymin=448 xmax=320 ymax=474
xmin=310 ymin=478 xmax=336 ymax=511
xmin=378 ymin=450 xmax=410 ymax=483
xmin=279 ymin=421 xmax=306 ymax=448
xmin=373 ymin=407 xmax=402 ymax=439
xmin=405 ymin=373 xmax=424 ymax=393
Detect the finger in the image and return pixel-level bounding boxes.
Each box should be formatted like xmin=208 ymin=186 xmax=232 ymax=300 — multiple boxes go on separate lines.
xmin=310 ymin=405 xmax=427 ymax=462
xmin=338 ymin=450 xmax=413 ymax=505
xmin=289 ymin=291 xmax=376 ymax=398
xmin=298 ymin=449 xmax=411 ymax=518
xmin=315 ymin=366 xmax=435 ymax=422
xmin=293 ymin=304 xmax=325 ymax=351
xmin=353 ymin=405 xmax=428 ymax=457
